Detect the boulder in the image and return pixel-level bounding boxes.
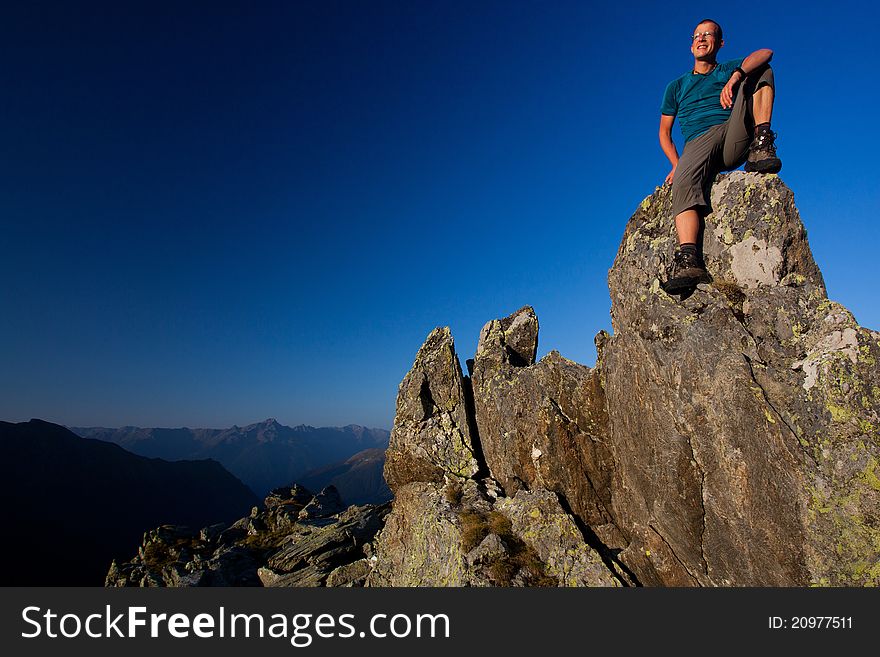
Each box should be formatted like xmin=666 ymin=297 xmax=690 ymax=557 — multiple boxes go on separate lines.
xmin=298 ymin=485 xmax=344 ymax=520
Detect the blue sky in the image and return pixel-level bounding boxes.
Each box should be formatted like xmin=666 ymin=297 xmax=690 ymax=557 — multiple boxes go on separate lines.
xmin=2 ymin=0 xmax=878 ymax=429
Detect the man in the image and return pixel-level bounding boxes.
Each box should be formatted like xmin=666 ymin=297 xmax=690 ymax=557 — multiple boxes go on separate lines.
xmin=659 ymin=19 xmax=780 ymax=293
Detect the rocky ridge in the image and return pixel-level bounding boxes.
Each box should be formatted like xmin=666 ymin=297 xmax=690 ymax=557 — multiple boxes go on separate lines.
xmin=106 ymin=484 xmax=389 ymax=587
xmin=367 ymin=172 xmax=879 ymax=587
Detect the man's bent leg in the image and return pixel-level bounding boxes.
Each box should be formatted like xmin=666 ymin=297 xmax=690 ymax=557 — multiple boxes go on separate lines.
xmin=675 ymin=208 xmax=701 ymax=245
xmin=722 ymin=65 xmax=780 ymax=172
xmin=752 ymin=84 xmax=773 ymax=126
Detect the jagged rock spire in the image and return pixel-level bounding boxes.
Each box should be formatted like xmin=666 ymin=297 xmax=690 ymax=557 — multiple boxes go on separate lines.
xmin=383 ymin=327 xmax=481 ymax=493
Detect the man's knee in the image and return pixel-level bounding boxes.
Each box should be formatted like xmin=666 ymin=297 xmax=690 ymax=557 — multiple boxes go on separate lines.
xmin=748 ymin=64 xmax=774 ymax=92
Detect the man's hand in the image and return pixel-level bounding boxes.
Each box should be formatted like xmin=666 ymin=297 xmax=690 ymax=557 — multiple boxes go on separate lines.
xmin=665 ymin=164 xmax=676 ymax=185
xmin=720 ymin=70 xmax=744 ymax=109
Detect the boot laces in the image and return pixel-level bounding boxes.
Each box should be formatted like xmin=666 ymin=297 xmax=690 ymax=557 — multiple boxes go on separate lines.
xmin=750 ymin=129 xmax=777 ymax=151
xmin=674 ymin=250 xmax=698 ymax=266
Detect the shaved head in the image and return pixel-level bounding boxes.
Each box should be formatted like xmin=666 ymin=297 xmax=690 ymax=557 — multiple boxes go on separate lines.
xmin=694 ymin=19 xmax=723 ymax=41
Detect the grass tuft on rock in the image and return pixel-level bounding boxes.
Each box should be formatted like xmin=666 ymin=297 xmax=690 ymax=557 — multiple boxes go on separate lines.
xmin=458 ymin=508 xmax=557 ymax=586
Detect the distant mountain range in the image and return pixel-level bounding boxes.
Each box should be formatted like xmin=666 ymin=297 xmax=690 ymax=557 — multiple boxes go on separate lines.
xmin=0 ymin=419 xmax=258 ymax=586
xmin=72 ymin=419 xmax=390 ymax=499
xmin=299 ymin=447 xmax=391 ymax=505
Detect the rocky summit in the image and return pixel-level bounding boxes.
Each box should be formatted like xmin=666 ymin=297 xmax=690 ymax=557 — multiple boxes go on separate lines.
xmin=370 ymin=172 xmax=879 ymax=587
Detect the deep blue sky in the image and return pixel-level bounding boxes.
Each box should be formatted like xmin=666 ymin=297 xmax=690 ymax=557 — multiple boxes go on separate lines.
xmin=3 ymin=1 xmax=878 ymax=430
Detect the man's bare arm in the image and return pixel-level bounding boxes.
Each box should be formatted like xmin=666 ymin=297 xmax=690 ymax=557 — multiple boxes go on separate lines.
xmin=659 ymin=114 xmax=678 ymax=184
xmin=721 ymin=49 xmax=774 ymax=108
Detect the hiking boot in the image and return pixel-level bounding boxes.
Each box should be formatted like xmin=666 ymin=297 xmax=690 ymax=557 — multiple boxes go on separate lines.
xmin=662 ymin=249 xmax=711 ymax=293
xmin=744 ymin=127 xmax=782 ymax=173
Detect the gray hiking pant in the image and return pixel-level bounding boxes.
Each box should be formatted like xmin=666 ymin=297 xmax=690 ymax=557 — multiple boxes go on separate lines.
xmin=671 ymin=65 xmax=775 ymax=217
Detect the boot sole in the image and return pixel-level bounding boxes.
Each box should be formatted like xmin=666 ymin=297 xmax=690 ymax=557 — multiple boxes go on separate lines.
xmin=745 ymin=158 xmax=782 ymax=174
xmin=662 ymin=272 xmax=711 ymax=294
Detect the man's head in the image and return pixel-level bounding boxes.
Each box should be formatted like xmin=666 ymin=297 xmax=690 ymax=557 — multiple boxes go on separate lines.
xmin=691 ymin=19 xmax=723 ymax=62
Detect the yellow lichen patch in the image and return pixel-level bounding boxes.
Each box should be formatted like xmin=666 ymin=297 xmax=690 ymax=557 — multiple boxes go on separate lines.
xmin=650 ymin=235 xmax=668 ymax=250
xmin=860 ymin=457 xmax=880 ymax=493
xmin=827 ymin=403 xmax=853 ymax=424
xmin=807 ymin=456 xmax=880 ymax=586
xmin=817 ymin=299 xmax=834 ymax=314
xmin=625 ymin=232 xmax=638 ymax=253
xmin=806 ymin=483 xmax=832 ymax=515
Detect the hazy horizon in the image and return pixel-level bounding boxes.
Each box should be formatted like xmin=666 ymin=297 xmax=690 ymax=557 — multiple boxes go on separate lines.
xmin=63 ymin=418 xmax=392 ymax=431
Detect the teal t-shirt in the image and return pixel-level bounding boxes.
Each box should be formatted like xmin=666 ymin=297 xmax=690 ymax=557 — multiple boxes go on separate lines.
xmin=660 ymin=58 xmax=745 ymax=144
